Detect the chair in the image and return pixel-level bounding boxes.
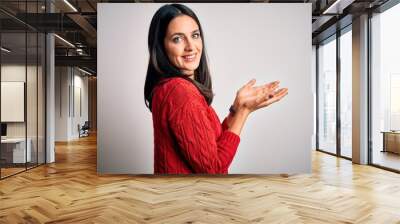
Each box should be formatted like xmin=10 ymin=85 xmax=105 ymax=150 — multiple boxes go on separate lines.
xmin=79 ymin=121 xmax=90 ymax=138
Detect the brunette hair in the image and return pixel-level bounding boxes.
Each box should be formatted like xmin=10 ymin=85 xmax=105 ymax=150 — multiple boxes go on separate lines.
xmin=144 ymin=3 xmax=213 ymax=111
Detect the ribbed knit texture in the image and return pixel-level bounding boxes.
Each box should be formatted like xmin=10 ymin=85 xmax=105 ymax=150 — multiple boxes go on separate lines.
xmin=151 ymin=77 xmax=240 ymax=174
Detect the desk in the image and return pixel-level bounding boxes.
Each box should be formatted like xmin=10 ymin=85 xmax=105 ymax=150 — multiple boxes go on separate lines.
xmin=382 ymin=131 xmax=400 ymax=154
xmin=1 ymin=138 xmax=31 ymax=163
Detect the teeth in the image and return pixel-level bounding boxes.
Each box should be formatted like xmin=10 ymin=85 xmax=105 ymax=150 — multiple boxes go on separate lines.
xmin=183 ymin=54 xmax=195 ymax=60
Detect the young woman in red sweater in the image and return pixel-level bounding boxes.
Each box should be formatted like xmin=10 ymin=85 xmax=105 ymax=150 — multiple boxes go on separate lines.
xmin=144 ymin=4 xmax=288 ymax=174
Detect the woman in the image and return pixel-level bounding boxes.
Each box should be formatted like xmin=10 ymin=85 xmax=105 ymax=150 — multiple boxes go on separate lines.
xmin=144 ymin=4 xmax=288 ymax=174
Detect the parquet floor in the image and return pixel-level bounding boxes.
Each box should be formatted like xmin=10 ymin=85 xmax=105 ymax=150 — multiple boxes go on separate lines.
xmin=1 ymin=134 xmax=400 ymax=223
xmin=1 ymin=167 xmax=26 ymax=178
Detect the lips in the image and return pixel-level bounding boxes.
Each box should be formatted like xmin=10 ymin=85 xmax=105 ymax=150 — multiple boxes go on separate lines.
xmin=182 ymin=53 xmax=196 ymax=62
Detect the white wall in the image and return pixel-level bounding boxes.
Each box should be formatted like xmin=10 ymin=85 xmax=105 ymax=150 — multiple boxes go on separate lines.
xmin=55 ymin=66 xmax=70 ymax=141
xmin=98 ymin=3 xmax=313 ymax=174
xmin=55 ymin=67 xmax=89 ymax=141
xmin=72 ymin=72 xmax=89 ymax=138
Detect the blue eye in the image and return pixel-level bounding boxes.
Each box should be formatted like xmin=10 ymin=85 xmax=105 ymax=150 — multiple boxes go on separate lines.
xmin=172 ymin=37 xmax=181 ymax=43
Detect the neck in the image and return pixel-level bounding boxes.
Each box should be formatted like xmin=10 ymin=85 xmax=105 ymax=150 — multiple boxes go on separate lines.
xmin=182 ymin=70 xmax=195 ymax=80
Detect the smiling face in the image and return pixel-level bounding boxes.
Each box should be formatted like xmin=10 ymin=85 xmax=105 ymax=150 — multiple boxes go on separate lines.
xmin=164 ymin=15 xmax=203 ymax=79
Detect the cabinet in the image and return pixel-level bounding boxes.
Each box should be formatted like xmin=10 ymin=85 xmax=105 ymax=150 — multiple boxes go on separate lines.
xmin=382 ymin=131 xmax=400 ymax=154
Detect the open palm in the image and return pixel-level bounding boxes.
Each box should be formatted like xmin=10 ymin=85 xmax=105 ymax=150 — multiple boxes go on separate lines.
xmin=234 ymin=79 xmax=288 ymax=113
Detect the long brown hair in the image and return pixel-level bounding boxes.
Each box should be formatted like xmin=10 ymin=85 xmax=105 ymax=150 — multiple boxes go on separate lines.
xmin=144 ymin=3 xmax=214 ymax=112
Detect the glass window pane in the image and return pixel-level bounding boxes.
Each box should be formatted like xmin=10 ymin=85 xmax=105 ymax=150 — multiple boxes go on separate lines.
xmin=318 ymin=37 xmax=337 ymax=154
xmin=1 ymin=31 xmax=27 ymax=178
xmin=0 ymin=1 xmax=46 ymax=179
xmin=27 ymin=31 xmax=38 ymax=169
xmin=340 ymin=29 xmax=352 ymax=158
xmin=371 ymin=3 xmax=400 ymax=171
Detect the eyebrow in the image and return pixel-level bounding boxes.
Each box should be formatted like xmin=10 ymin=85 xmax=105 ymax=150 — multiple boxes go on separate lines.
xmin=170 ymin=29 xmax=200 ymax=37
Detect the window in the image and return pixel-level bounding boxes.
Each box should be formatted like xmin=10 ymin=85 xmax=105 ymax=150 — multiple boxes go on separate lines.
xmin=318 ymin=36 xmax=337 ymax=154
xmin=371 ymin=2 xmax=400 ymax=171
xmin=340 ymin=28 xmax=352 ymax=158
xmin=0 ymin=1 xmax=47 ymax=179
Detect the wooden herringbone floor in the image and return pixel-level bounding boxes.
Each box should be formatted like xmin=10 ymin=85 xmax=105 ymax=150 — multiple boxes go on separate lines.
xmin=1 ymin=134 xmax=400 ymax=224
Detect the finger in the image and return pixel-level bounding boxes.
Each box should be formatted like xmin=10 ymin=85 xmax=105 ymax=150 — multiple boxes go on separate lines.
xmin=253 ymin=82 xmax=278 ymax=93
xmin=268 ymin=81 xmax=280 ymax=91
xmin=264 ymin=80 xmax=280 ymax=90
xmin=260 ymin=82 xmax=279 ymax=98
xmin=247 ymin=81 xmax=281 ymax=98
xmin=268 ymin=85 xmax=279 ymax=97
xmin=263 ymin=82 xmax=280 ymax=99
xmin=245 ymin=79 xmax=256 ymax=88
xmin=267 ymin=80 xmax=280 ymax=87
xmin=257 ymin=88 xmax=288 ymax=108
xmin=269 ymin=88 xmax=288 ymax=103
xmin=273 ymin=88 xmax=288 ymax=99
xmin=239 ymin=79 xmax=256 ymax=92
xmin=259 ymin=86 xmax=271 ymax=98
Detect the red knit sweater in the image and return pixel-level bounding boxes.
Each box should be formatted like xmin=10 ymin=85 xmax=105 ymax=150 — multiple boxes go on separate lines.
xmin=151 ymin=77 xmax=240 ymax=174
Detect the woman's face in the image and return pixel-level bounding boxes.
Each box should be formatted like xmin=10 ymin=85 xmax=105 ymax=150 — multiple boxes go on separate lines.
xmin=164 ymin=15 xmax=203 ymax=79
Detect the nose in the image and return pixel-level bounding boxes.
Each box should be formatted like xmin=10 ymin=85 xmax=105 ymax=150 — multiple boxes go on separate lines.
xmin=184 ymin=38 xmax=194 ymax=52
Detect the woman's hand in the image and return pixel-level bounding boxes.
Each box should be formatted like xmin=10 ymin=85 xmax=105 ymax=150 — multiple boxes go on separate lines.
xmin=232 ymin=79 xmax=288 ymax=114
xmin=226 ymin=79 xmax=288 ymax=136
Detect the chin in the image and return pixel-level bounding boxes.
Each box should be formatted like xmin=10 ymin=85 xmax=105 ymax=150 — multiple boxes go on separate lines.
xmin=186 ymin=64 xmax=200 ymax=71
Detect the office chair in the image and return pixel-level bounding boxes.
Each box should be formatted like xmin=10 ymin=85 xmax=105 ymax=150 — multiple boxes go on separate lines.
xmin=79 ymin=121 xmax=90 ymax=138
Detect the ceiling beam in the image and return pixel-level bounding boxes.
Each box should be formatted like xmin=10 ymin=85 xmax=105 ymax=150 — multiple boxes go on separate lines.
xmin=55 ymin=55 xmax=96 ymax=70
xmin=67 ymin=13 xmax=97 ymax=39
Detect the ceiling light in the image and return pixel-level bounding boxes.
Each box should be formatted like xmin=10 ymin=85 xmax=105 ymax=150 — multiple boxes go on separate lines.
xmin=78 ymin=67 xmax=93 ymax=76
xmin=63 ymin=0 xmax=78 ymax=12
xmin=1 ymin=47 xmax=11 ymax=53
xmin=54 ymin=34 xmax=75 ymax=48
xmin=322 ymin=0 xmax=341 ymax=14
xmin=76 ymin=49 xmax=84 ymax=55
xmin=322 ymin=0 xmax=355 ymax=15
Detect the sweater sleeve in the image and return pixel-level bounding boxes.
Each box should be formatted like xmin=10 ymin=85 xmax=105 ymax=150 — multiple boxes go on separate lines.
xmin=221 ymin=116 xmax=230 ymax=131
xmin=167 ymin=81 xmax=240 ymax=174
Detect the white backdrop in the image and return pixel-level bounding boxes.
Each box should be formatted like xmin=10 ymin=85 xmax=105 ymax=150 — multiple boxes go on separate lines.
xmin=98 ymin=3 xmax=313 ymax=174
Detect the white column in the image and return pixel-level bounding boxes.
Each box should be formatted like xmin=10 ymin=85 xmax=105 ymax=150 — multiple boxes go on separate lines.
xmin=45 ymin=0 xmax=55 ymax=163
xmin=46 ymin=33 xmax=55 ymax=163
